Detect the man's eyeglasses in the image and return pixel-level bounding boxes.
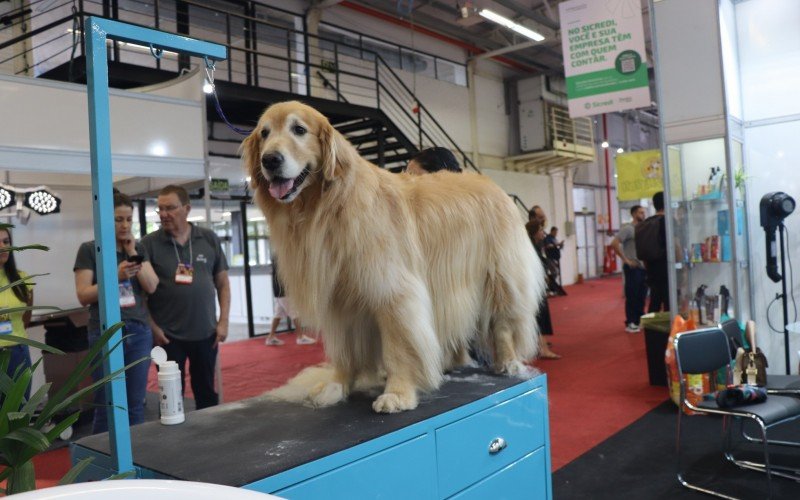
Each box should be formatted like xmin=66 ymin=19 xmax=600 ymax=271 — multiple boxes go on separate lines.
xmin=156 ymin=205 xmax=183 ymax=214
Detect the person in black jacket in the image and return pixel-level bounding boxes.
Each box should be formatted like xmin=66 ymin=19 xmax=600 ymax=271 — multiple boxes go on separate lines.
xmin=526 ymin=207 xmax=561 ymax=360
xmin=641 ymin=192 xmax=670 ymax=312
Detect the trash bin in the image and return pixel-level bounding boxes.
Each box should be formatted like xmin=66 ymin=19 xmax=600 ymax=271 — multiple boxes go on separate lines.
xmin=641 ymin=312 xmax=672 ymax=386
xmin=38 ymin=308 xmax=94 ymax=412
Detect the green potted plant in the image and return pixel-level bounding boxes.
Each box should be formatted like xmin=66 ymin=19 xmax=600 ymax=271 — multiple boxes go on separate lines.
xmin=0 ymin=224 xmax=145 ymax=494
xmin=734 ymin=166 xmax=749 ymax=198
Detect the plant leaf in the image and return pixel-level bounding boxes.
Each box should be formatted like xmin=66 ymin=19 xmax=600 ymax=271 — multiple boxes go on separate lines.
xmin=0 ymin=335 xmax=64 ymax=355
xmin=0 ymin=273 xmax=49 ymax=295
xmin=0 ymin=350 xmax=10 ymax=380
xmin=0 ymin=367 xmax=32 ymax=420
xmin=58 ymin=457 xmax=94 ymax=485
xmin=6 ymin=412 xmax=32 ymax=432
xmin=44 ymin=411 xmax=80 ymax=443
xmin=1 ymin=244 xmax=49 ymax=252
xmin=107 ymin=470 xmax=137 ymax=480
xmin=0 ymin=306 xmax=61 ymax=316
xmin=21 ymin=382 xmax=51 ymax=415
xmin=42 ymin=357 xmax=148 ymax=422
xmin=36 ymin=322 xmax=124 ymax=422
xmin=4 ymin=427 xmax=49 ymax=454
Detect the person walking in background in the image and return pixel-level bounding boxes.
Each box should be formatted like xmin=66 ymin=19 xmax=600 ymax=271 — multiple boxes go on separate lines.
xmin=74 ymin=190 xmax=159 ymax=433
xmin=611 ymin=205 xmax=648 ymax=333
xmin=265 ymin=257 xmax=317 ymax=346
xmin=142 ymin=185 xmax=230 ymax=410
xmin=0 ymin=227 xmax=34 ymax=398
xmin=543 ymin=226 xmax=566 ymax=296
xmin=526 ymin=207 xmax=562 ymax=360
xmin=636 ymin=192 xmax=670 ymax=312
xmin=405 ymin=147 xmax=462 ymax=174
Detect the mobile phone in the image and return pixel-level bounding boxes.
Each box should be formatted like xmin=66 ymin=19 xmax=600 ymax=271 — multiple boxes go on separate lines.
xmin=127 ymin=255 xmax=144 ymax=264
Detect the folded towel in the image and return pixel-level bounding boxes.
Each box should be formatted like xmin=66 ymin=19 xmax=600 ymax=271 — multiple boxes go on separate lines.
xmin=715 ymin=384 xmax=767 ymax=408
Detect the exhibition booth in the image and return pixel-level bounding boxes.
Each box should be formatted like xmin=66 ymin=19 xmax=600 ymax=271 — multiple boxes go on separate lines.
xmin=2 ymin=0 xmax=800 ymax=498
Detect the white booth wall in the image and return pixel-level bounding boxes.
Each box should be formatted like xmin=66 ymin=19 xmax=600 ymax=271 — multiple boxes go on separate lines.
xmin=735 ymin=0 xmax=800 ymax=374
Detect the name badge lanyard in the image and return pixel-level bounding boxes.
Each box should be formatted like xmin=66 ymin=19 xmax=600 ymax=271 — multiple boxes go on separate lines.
xmin=172 ymin=235 xmax=193 ymax=267
xmin=172 ymin=229 xmax=194 ymax=285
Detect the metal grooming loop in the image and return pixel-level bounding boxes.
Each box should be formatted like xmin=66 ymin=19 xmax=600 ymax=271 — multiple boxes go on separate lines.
xmin=84 ymin=17 xmax=226 ymax=475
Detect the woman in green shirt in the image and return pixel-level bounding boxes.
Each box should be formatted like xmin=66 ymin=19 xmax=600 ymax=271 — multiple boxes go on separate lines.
xmin=0 ymin=227 xmax=34 ymax=398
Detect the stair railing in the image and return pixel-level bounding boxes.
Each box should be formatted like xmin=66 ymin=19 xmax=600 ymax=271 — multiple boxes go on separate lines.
xmin=0 ymin=0 xmax=478 ymax=172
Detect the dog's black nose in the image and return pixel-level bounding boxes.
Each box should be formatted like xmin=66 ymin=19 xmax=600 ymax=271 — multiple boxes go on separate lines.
xmin=261 ymin=152 xmax=284 ymax=172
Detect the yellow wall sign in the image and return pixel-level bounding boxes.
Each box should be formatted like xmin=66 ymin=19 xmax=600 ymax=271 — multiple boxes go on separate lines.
xmin=615 ymin=149 xmax=664 ymax=201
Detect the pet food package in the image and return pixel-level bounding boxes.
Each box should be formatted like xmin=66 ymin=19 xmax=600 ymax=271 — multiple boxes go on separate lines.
xmin=665 ymin=316 xmax=725 ymax=415
xmin=707 ymin=235 xmax=721 ymax=263
xmin=691 ymin=244 xmax=703 ymax=263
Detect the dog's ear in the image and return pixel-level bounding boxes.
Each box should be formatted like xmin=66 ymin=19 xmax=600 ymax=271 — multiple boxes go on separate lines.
xmin=240 ymin=130 xmax=262 ymax=186
xmin=319 ymin=121 xmax=358 ymax=181
xmin=318 ymin=121 xmax=340 ymax=181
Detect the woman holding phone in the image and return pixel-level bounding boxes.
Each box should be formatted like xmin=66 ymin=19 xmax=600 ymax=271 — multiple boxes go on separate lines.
xmin=73 ymin=190 xmax=159 ymax=433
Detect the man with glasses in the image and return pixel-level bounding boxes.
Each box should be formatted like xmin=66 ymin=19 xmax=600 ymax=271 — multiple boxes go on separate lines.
xmin=142 ymin=185 xmax=230 ymax=409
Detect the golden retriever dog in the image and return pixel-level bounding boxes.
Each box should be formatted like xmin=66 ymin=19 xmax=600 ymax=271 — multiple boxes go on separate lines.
xmin=242 ymin=101 xmax=544 ymax=413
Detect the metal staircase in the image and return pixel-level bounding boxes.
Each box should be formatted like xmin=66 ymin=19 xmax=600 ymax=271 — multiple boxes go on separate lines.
xmin=0 ymin=0 xmax=476 ymax=172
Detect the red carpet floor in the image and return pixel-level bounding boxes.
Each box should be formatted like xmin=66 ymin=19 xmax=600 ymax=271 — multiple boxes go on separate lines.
xmin=24 ymin=275 xmax=667 ymax=488
xmin=538 ymin=276 xmax=667 ymax=470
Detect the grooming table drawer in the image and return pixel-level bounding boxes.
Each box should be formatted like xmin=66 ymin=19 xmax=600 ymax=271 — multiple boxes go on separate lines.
xmin=274 ymin=434 xmax=435 ymax=498
xmin=448 ymin=447 xmax=548 ymax=500
xmin=435 ymin=388 xmax=547 ymax=498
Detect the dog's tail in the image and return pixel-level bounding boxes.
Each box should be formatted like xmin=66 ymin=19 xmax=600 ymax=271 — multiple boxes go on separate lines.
xmin=484 ymin=200 xmax=545 ymax=366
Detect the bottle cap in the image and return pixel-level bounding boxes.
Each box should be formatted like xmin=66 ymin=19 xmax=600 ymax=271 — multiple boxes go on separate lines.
xmin=151 ymin=346 xmax=168 ymax=366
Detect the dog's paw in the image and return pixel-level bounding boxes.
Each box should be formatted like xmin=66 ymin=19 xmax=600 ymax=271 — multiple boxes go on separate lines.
xmin=309 ymin=381 xmax=346 ymax=407
xmin=500 ymin=360 xmax=535 ymax=379
xmin=462 ymin=357 xmax=480 ymax=369
xmin=372 ymin=392 xmax=418 ymax=413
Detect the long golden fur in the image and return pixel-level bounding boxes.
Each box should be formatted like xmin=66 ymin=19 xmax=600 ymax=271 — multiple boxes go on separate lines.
xmin=243 ymin=101 xmax=544 ymax=413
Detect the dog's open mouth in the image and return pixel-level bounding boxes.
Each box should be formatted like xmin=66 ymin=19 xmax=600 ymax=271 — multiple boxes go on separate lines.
xmin=268 ymin=166 xmax=310 ymax=200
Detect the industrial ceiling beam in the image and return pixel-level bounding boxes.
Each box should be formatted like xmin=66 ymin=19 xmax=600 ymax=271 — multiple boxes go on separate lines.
xmin=340 ymin=0 xmax=555 ymax=73
xmin=474 ymin=40 xmax=541 ymax=60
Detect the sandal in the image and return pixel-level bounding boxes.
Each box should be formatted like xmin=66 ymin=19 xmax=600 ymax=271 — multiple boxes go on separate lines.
xmin=538 ymin=351 xmax=562 ymax=360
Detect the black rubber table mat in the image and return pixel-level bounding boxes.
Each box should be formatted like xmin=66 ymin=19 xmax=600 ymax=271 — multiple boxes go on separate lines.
xmin=75 ymin=368 xmax=531 ymax=486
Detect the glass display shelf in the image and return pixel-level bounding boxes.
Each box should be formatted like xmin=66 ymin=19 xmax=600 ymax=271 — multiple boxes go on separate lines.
xmin=666 ymin=138 xmax=751 ymax=322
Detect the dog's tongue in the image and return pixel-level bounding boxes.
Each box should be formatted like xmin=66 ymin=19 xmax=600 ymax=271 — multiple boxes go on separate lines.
xmin=268 ymin=179 xmax=295 ymax=199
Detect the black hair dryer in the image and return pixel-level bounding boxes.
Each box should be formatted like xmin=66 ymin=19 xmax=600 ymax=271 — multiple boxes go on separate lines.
xmin=760 ymin=192 xmax=796 ymax=282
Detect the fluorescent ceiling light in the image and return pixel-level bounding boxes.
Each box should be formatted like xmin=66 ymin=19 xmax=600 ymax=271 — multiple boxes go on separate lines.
xmin=479 ymin=9 xmax=545 ymax=42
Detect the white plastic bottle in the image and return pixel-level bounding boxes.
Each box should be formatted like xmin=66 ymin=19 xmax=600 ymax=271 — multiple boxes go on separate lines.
xmin=152 ymin=346 xmax=185 ymax=425
xmin=157 ymin=361 xmax=185 ymax=425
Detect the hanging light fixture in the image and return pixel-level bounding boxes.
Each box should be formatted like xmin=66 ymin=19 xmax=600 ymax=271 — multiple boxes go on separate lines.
xmin=478 ymin=9 xmax=545 ymax=42
xmin=0 ymin=185 xmax=16 ymax=210
xmin=23 ymin=187 xmax=61 ymax=215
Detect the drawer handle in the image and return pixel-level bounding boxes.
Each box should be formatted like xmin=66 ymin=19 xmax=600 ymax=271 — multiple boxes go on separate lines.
xmin=488 ymin=437 xmax=507 ymax=454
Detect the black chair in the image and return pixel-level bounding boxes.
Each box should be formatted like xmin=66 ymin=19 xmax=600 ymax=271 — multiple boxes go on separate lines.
xmin=674 ymin=327 xmax=800 ymax=498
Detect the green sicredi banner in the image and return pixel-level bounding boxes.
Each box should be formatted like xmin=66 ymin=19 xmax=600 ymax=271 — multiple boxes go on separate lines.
xmin=559 ymin=0 xmax=651 ymax=118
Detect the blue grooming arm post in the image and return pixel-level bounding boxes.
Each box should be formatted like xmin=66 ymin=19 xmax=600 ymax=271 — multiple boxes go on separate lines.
xmin=84 ymin=16 xmax=226 ymax=474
